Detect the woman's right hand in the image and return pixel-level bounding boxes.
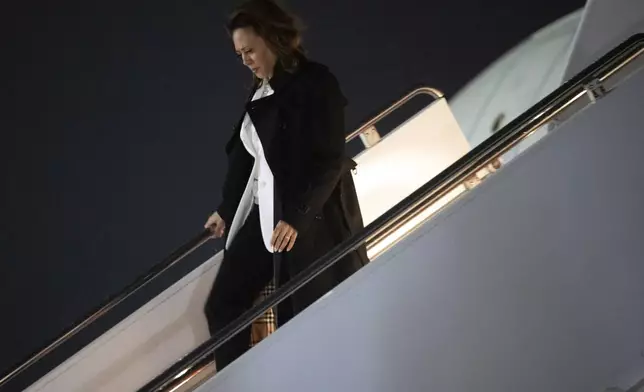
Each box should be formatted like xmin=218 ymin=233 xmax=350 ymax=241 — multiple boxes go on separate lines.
xmin=205 ymin=211 xmax=226 ymax=238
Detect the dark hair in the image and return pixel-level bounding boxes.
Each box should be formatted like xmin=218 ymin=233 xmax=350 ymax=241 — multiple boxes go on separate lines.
xmin=227 ymin=0 xmax=306 ymax=73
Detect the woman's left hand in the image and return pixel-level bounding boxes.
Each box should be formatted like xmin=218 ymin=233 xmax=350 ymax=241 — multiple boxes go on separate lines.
xmin=271 ymin=221 xmax=298 ymax=252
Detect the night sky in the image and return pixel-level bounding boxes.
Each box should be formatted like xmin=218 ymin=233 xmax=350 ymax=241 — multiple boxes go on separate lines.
xmin=2 ymin=0 xmax=584 ymax=384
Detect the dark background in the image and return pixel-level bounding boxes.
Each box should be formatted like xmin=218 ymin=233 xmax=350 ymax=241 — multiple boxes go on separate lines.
xmin=1 ymin=0 xmax=584 ymax=385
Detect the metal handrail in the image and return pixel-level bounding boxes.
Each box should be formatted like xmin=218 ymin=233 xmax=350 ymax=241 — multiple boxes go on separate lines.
xmin=345 ymin=86 xmax=444 ymax=142
xmin=137 ymin=33 xmax=644 ymax=392
xmin=0 ymin=88 xmax=446 ymax=389
xmin=0 ymin=230 xmax=213 ymax=389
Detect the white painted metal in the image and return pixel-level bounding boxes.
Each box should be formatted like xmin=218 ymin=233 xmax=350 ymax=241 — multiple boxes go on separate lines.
xmin=195 ymin=63 xmax=644 ymax=392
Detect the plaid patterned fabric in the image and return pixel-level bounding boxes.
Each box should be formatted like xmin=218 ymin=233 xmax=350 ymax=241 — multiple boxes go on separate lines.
xmin=250 ymin=281 xmax=277 ymax=347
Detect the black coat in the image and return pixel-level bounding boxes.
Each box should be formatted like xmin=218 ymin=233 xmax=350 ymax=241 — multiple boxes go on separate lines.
xmin=217 ymin=58 xmax=369 ymax=319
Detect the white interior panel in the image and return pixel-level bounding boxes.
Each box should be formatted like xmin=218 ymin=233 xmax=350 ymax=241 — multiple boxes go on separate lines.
xmin=352 ymin=98 xmax=470 ymax=226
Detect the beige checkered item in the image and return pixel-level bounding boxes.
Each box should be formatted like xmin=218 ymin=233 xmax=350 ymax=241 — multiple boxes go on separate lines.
xmin=250 ymin=281 xmax=276 ymax=347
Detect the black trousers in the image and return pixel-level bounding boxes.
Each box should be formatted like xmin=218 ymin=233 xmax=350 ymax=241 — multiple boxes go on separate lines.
xmin=204 ymin=205 xmax=275 ymax=371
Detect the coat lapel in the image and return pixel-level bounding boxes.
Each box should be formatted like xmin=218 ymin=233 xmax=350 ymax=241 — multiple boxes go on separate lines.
xmin=224 ymin=85 xmax=258 ymax=155
xmin=245 ymin=62 xmax=300 ymax=158
xmin=224 ymin=62 xmax=300 ymax=156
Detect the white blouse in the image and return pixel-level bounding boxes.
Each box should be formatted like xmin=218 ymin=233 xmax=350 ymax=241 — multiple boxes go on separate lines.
xmin=240 ymin=81 xmax=274 ymax=204
xmin=227 ymin=80 xmax=275 ymax=252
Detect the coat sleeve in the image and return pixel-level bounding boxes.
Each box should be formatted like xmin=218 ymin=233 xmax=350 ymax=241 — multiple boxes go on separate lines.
xmin=282 ymin=70 xmax=347 ymax=234
xmin=217 ymin=134 xmax=253 ymax=225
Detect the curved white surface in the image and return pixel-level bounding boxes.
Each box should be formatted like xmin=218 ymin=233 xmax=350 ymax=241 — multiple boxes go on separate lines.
xmin=449 ymin=10 xmax=582 ymax=161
